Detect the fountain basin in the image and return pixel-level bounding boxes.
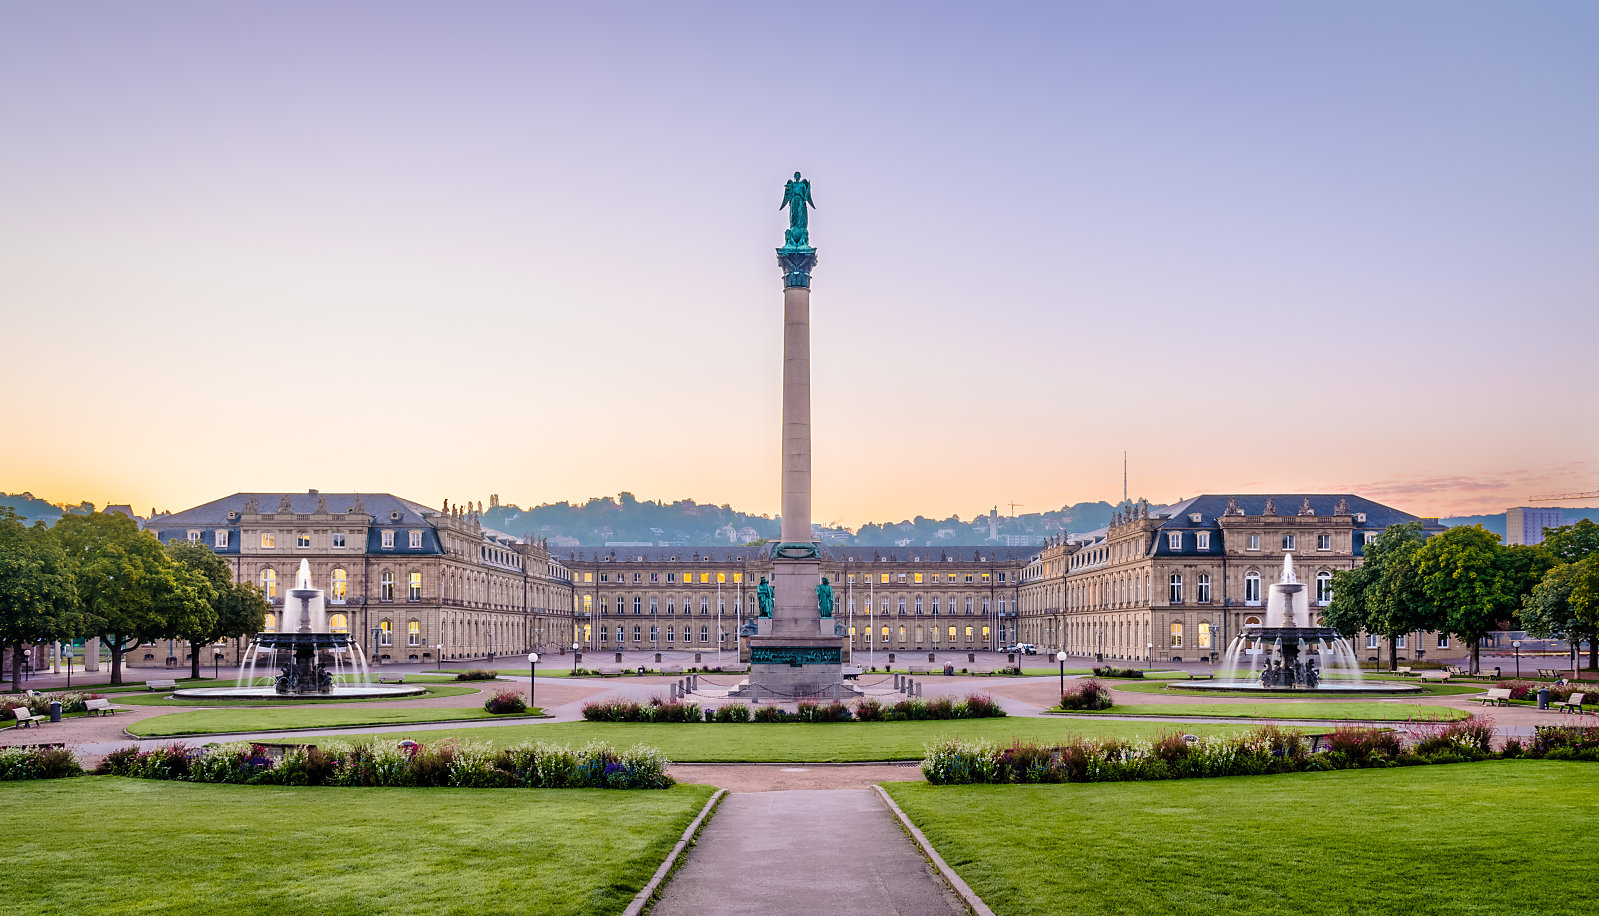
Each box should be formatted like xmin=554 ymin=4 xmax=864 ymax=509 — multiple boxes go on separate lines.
xmin=1178 ymin=680 xmax=1424 ymax=694
xmin=172 ymin=684 xmax=428 ymax=700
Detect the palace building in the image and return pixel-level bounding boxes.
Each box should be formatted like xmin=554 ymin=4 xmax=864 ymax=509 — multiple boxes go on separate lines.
xmin=141 ymin=491 xmax=574 ymax=667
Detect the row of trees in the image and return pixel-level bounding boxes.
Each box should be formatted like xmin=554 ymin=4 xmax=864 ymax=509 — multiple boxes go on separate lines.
xmin=0 ymin=509 xmax=267 ymax=689
xmin=1325 ymin=520 xmax=1598 ymax=674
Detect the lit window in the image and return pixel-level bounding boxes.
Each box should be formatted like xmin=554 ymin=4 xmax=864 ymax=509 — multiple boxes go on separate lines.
xmin=1170 ymin=622 xmax=1183 ymax=647
xmin=981 ymin=573 xmax=991 ymax=583
xmin=260 ymin=568 xmax=277 ymax=599
xmin=1246 ymin=534 xmax=1260 ymax=551
xmin=379 ymin=620 xmax=393 ymax=646
xmin=380 ymin=572 xmax=394 ymax=601
xmin=332 ymin=533 xmax=345 ymax=549
xmin=409 ymin=530 xmax=423 ymax=549
xmin=1169 ymin=574 xmax=1183 ymax=604
xmin=296 ymin=532 xmax=311 ymax=549
xmin=914 ymin=572 xmax=923 ymax=584
xmin=331 ymin=568 xmax=348 ymax=601
xmin=881 ymin=574 xmax=889 ymax=583
xmin=214 ymin=530 xmax=229 ymax=548
xmin=1168 ymin=532 xmax=1182 ymax=550
xmin=1282 ymin=534 xmax=1296 ymax=551
xmin=700 ymin=573 xmax=709 ymax=583
xmin=408 ymin=620 xmax=420 ymax=646
xmin=1196 ymin=532 xmax=1210 ymax=551
xmin=1315 ymin=571 xmax=1332 ymax=606
xmin=264 ymin=613 xmax=277 ymax=632
xmin=329 ymin=613 xmax=349 ymax=634
xmin=381 ymin=530 xmax=395 ymax=549
xmin=1197 ymin=574 xmax=1211 ymax=604
xmin=1198 ymin=622 xmax=1212 ymax=649
xmin=584 ymin=572 xmax=593 ymax=583
xmin=1318 ymin=534 xmax=1331 ymax=551
xmin=1245 ymin=572 xmax=1261 ymax=605
xmin=409 ymin=571 xmax=422 ymax=601
xmin=717 ymin=572 xmax=726 ymax=583
xmin=261 ymin=533 xmax=275 ymax=549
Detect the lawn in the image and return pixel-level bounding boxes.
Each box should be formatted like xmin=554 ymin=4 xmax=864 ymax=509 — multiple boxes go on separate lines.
xmin=59 ymin=673 xmax=466 ymax=694
xmin=885 ymin=761 xmax=1595 ymax=916
xmin=127 ymin=704 xmax=544 ymax=737
xmin=0 ymin=777 xmax=713 ymax=916
xmin=1054 ymin=701 xmax=1465 ymax=720
xmin=353 ymin=718 xmax=1296 ymax=762
xmin=113 ymin=684 xmax=480 ymax=707
xmin=1111 ymin=681 xmax=1482 ymax=698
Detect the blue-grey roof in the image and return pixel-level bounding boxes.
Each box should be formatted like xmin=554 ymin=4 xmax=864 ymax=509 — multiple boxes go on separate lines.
xmin=563 ymin=546 xmax=1036 ymax=565
xmin=150 ymin=491 xmax=434 ymax=526
xmin=1146 ymin=494 xmax=1440 ymax=558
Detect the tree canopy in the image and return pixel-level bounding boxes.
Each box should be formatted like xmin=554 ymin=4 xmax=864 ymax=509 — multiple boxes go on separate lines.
xmin=1540 ymin=519 xmax=1599 ymax=564
xmin=1324 ymin=522 xmax=1437 ymax=670
xmin=0 ymin=508 xmax=80 ymax=689
xmin=166 ymin=540 xmax=267 ymax=679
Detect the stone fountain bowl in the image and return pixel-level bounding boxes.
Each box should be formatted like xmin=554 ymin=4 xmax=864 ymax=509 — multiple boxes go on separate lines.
xmin=1178 ymin=680 xmax=1425 ymax=694
xmin=171 ymin=683 xmax=429 ymax=700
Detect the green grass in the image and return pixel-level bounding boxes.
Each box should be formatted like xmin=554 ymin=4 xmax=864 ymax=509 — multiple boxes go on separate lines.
xmin=1111 ymin=681 xmax=1482 ymax=698
xmin=46 ymin=673 xmax=467 ymax=694
xmin=886 ymin=761 xmax=1595 ymax=916
xmin=112 ymin=684 xmax=481 ymax=707
xmin=354 ymin=719 xmax=1299 ymax=762
xmin=1052 ymin=701 xmax=1466 ymax=721
xmin=0 ymin=777 xmax=713 ymax=916
xmin=128 ymin=705 xmax=545 ymax=737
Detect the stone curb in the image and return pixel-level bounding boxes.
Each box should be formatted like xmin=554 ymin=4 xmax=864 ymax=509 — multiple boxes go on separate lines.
xmin=872 ymin=784 xmax=995 ymax=916
xmin=624 ymin=787 xmax=725 ymax=916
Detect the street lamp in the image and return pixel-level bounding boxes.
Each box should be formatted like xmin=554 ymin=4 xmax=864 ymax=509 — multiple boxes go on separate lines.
xmin=572 ymin=641 xmax=580 ymax=674
xmin=1056 ymin=650 xmax=1067 ymax=697
xmin=213 ymin=648 xmax=224 ymax=681
xmin=528 ymin=653 xmax=539 ymax=709
xmin=64 ymin=643 xmax=72 ymax=689
xmin=1512 ymin=640 xmax=1522 ymax=679
xmin=435 ymin=644 xmax=444 ymax=673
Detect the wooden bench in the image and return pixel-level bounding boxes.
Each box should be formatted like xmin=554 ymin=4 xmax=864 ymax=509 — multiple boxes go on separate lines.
xmin=1445 ymin=665 xmax=1465 ymax=677
xmin=1477 ymin=687 xmax=1513 ymax=707
xmin=841 ymin=667 xmax=863 ymax=681
xmin=376 ymin=674 xmax=405 ymax=684
xmin=660 ymin=665 xmax=683 ymax=675
xmin=1418 ymin=670 xmax=1451 ymax=681
xmin=84 ymin=698 xmax=122 ymax=717
xmin=1538 ymin=669 xmax=1562 ymax=679
xmin=908 ymin=665 xmax=933 ymax=674
xmin=1396 ymin=667 xmax=1414 ymax=676
xmin=1560 ymin=692 xmax=1587 ymax=715
xmin=1188 ymin=673 xmax=1215 ymax=680
xmin=9 ymin=706 xmax=43 ymax=729
xmin=146 ymin=679 xmax=178 ymax=691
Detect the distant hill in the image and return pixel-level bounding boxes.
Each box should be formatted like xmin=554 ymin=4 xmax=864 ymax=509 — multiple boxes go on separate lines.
xmin=0 ymin=492 xmax=98 ymax=525
xmin=1437 ymin=509 xmax=1599 ymax=540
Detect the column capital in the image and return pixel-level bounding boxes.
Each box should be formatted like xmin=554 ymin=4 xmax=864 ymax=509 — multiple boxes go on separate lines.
xmin=776 ymin=246 xmax=817 ymax=289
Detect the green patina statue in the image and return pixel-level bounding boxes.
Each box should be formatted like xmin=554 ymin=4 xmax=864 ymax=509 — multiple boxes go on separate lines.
xmin=756 ymin=577 xmax=775 ymax=618
xmin=816 ymin=577 xmax=835 ymax=618
xmin=780 ymin=171 xmax=815 ymax=250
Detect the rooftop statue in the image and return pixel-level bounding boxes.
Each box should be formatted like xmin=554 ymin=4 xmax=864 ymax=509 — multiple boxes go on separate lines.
xmin=780 ymin=171 xmax=815 ymax=249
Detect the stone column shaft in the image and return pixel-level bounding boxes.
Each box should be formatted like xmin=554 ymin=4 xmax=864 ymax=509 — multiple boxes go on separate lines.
xmin=781 ymin=285 xmax=811 ymax=542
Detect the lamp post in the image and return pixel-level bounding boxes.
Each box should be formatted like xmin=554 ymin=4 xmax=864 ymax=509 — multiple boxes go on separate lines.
xmin=1056 ymin=650 xmax=1067 ymax=698
xmin=716 ymin=579 xmax=723 ymax=666
xmin=572 ymin=641 xmax=580 ymax=674
xmin=213 ymin=648 xmax=224 ymax=681
xmin=1146 ymin=641 xmax=1153 ymax=671
xmin=1512 ymin=640 xmax=1522 ymax=679
xmin=528 ymin=652 xmax=539 ymax=709
xmin=435 ymin=644 xmax=444 ymax=673
xmin=64 ymin=643 xmax=72 ymax=689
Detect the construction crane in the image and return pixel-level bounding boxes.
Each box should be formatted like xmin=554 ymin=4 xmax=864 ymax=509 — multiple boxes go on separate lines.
xmin=1530 ymin=491 xmax=1599 ymax=501
xmin=1008 ymin=501 xmax=1024 ymax=516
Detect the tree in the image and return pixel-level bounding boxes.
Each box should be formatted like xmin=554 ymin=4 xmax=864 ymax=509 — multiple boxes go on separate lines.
xmin=1540 ymin=519 xmax=1599 ymax=564
xmin=166 ymin=540 xmax=267 ymax=679
xmin=1523 ymin=554 xmax=1599 ymax=670
xmin=52 ymin=512 xmax=211 ymax=685
xmin=1324 ymin=522 xmax=1439 ymax=671
xmin=0 ymin=509 xmax=80 ymax=690
xmin=1413 ymin=525 xmax=1547 ymax=675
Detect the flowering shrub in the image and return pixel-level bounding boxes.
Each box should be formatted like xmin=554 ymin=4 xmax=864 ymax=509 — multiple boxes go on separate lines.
xmin=853 ymin=698 xmax=885 ymax=721
xmin=1092 ymin=666 xmax=1144 ymax=679
xmin=99 ymin=738 xmax=674 ymax=789
xmin=1532 ymin=724 xmax=1599 ymax=760
xmin=580 ymin=698 xmax=701 ymax=722
xmin=454 ymin=670 xmax=498 ymax=681
xmin=1410 ymin=717 xmax=1495 ymax=757
xmin=711 ymin=703 xmax=751 ymax=723
xmin=1 ymin=691 xmax=107 ymax=718
xmin=795 ymin=701 xmax=852 ymax=722
xmin=1058 ymin=679 xmax=1113 ymax=711
xmin=484 ymin=690 xmax=527 ymax=715
xmin=922 ymin=738 xmax=1001 ymax=785
xmin=1496 ymin=680 xmax=1538 ymax=701
xmin=0 ymin=746 xmax=82 ymax=781
xmin=752 ymin=705 xmax=785 ymax=723
xmin=1323 ymin=724 xmax=1403 ymax=764
xmin=961 ymin=693 xmax=1005 ymax=718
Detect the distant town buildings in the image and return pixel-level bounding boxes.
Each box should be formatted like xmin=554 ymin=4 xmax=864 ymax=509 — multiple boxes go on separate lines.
xmin=1505 ymin=507 xmax=1565 ymax=546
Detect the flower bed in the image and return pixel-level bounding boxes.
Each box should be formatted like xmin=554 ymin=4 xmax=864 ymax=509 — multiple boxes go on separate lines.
xmin=1091 ymin=666 xmax=1143 ymax=679
xmin=2 ymin=691 xmax=107 ymax=719
xmin=921 ymin=718 xmax=1586 ymax=785
xmin=483 ymin=690 xmax=527 ymax=715
xmin=99 ymin=738 xmax=674 ymax=789
xmin=1058 ymin=679 xmax=1113 ymax=711
xmin=579 ymin=693 xmax=1006 ymax=724
xmin=0 ymin=746 xmax=82 ymax=781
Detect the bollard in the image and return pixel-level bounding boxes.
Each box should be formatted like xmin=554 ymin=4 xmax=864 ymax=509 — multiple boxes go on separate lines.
xmin=654 ymin=652 xmax=662 ymax=664
xmin=928 ymin=652 xmax=935 ymax=663
xmin=888 ymin=652 xmax=896 ymax=665
xmin=914 ymin=682 xmax=922 ymax=698
xmin=968 ymin=652 xmax=975 ymax=664
xmin=751 ymin=685 xmax=760 ymax=705
xmin=695 ymin=652 xmax=702 ymax=664
xmin=615 ymin=652 xmax=622 ymax=663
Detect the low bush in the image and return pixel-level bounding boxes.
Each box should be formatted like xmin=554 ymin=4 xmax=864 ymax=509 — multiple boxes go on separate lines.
xmin=961 ymin=693 xmax=1005 ymax=718
xmin=484 ymin=690 xmax=527 ymax=715
xmin=752 ymin=705 xmax=785 ymax=723
xmin=1058 ymin=679 xmax=1113 ymax=711
xmin=646 ymin=698 xmax=703 ymax=723
xmin=100 ymin=738 xmax=674 ymax=789
xmin=1092 ymin=666 xmax=1143 ymax=679
xmin=711 ymin=703 xmax=750 ymax=723
xmin=795 ymin=701 xmax=852 ymax=722
xmin=582 ymin=699 xmax=648 ymax=722
xmin=1 ymin=691 xmax=107 ymax=718
xmin=1532 ymin=724 xmax=1599 ymax=761
xmin=1323 ymin=724 xmax=1403 ymax=764
xmin=852 ymin=698 xmax=886 ymax=721
xmin=1496 ymin=679 xmax=1538 ymax=701
xmin=0 ymin=746 xmax=82 ymax=780
xmin=453 ymin=670 xmax=498 ymax=682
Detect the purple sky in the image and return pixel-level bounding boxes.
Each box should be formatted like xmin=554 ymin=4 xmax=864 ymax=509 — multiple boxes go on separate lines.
xmin=3 ymin=2 xmax=1596 ymax=524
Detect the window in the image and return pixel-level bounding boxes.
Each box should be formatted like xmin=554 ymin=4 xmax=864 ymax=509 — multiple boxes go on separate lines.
xmin=633 ymin=597 xmax=642 ymax=615
xmin=264 ymin=613 xmax=277 ymax=632
xmin=717 ymin=572 xmax=726 ymax=584
xmin=214 ymin=530 xmax=229 ymax=548
xmin=700 ymin=625 xmax=709 ymax=643
xmin=261 ymin=533 xmax=276 ymax=549
xmin=649 ymin=598 xmax=657 ymax=615
xmin=408 ymin=620 xmax=420 ymax=646
xmin=331 ymin=568 xmax=348 ymax=601
xmin=700 ymin=573 xmax=709 ymax=583
xmin=1317 ymin=534 xmax=1331 ymax=551
xmin=915 ymin=596 xmax=923 ymax=614
xmin=1198 ymin=622 xmax=1212 ymax=649
xmin=186 ymin=530 xmax=200 ymax=544
xmin=1437 ymin=634 xmax=1449 ymax=649
xmin=583 ymin=572 xmax=592 ymax=583
xmin=1169 ymin=574 xmax=1183 ymax=604
xmin=409 ymin=571 xmax=422 ymax=601
xmin=1245 ymin=572 xmax=1261 ymax=605
xmin=1282 ymin=534 xmax=1296 ymax=551
xmin=1168 ymin=532 xmax=1182 ymax=550
xmin=1246 ymin=534 xmax=1260 ymax=551
xmin=982 ymin=597 xmax=991 ymax=613
xmin=331 ymin=533 xmax=345 ymax=548
xmin=260 ymin=568 xmax=277 ymax=599
xmin=666 ymin=626 xmax=675 ymax=644
xmin=599 ymin=627 xmax=608 ymax=644
xmin=897 ymin=598 xmax=906 ymax=614
xmin=650 ymin=573 xmax=659 ymax=583
xmin=633 ymin=625 xmax=641 ymax=642
xmin=1170 ymin=622 xmax=1183 ymax=647
xmin=380 ymin=572 xmax=394 ymax=601
xmin=328 ymin=613 xmax=349 ymax=634
xmin=1396 ymin=634 xmax=1407 ymax=649
xmin=1315 ymin=571 xmax=1332 ymax=605
xmin=1196 ymin=531 xmax=1210 ymax=550
xmin=981 ymin=572 xmax=991 ymax=583
xmin=381 ymin=530 xmax=395 ymax=549
xmin=409 ymin=530 xmax=423 ymax=549
xmin=1367 ymin=633 xmax=1379 ymax=649
xmin=614 ymin=626 xmax=623 ymax=643
xmin=379 ymin=620 xmax=393 ymax=646
xmin=1197 ymin=574 xmax=1211 ymax=604
xmin=1364 ymin=532 xmax=1378 ymax=545
xmin=650 ymin=625 xmax=659 ymax=643
xmin=296 ymin=532 xmax=311 ymax=548
xmin=733 ymin=573 xmax=742 ymax=583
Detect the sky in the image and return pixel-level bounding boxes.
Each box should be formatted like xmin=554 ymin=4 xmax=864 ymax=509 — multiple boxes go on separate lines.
xmin=2 ymin=1 xmax=1596 ymax=526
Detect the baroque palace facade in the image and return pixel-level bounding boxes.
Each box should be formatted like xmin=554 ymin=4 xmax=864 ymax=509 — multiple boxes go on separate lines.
xmin=560 ymin=546 xmax=1034 ymax=659
xmin=143 ymin=491 xmax=574 ymax=667
xmin=1016 ymin=494 xmax=1451 ymax=663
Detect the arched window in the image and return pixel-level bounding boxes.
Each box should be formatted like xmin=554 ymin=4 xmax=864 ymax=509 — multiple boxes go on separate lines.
xmin=378 ymin=620 xmax=392 ymax=645
xmin=328 ymin=613 xmax=349 ymax=634
xmin=1168 ymin=574 xmax=1183 ymax=604
xmin=700 ymin=625 xmax=709 ymax=643
xmin=897 ymin=625 xmax=906 ymax=642
xmin=1315 ymin=571 xmax=1333 ymax=606
xmin=380 ymin=571 xmax=394 ymax=601
xmin=260 ymin=568 xmax=277 ymax=599
xmin=331 ymin=568 xmax=348 ymax=601
xmin=1245 ymin=572 xmax=1262 ymax=605
xmin=666 ymin=626 xmax=675 ymax=644
xmin=1198 ymin=622 xmax=1212 ymax=649
xmin=407 ymin=620 xmax=420 ymax=646
xmin=1170 ymin=622 xmax=1183 ymax=647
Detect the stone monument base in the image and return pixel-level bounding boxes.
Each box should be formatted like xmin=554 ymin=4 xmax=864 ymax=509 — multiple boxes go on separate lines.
xmin=731 ymin=635 xmax=854 ymax=702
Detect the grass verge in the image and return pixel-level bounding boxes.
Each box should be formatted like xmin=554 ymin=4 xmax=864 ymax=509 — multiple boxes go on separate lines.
xmin=112 ymin=684 xmax=480 ymax=707
xmin=1052 ymin=702 xmax=1465 ymax=720
xmin=127 ymin=705 xmax=544 ymax=737
xmin=0 ymin=777 xmax=713 ymax=916
xmin=884 ymin=761 xmax=1594 ymax=916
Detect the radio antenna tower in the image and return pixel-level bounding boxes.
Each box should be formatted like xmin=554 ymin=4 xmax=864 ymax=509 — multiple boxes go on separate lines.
xmin=1123 ymin=452 xmax=1128 ymax=504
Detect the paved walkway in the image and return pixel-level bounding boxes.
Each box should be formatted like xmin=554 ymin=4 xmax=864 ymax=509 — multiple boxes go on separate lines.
xmin=650 ymin=788 xmax=964 ymax=916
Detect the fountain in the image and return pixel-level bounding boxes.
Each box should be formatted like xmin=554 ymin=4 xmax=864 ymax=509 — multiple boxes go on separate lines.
xmin=1191 ymin=553 xmax=1420 ymax=694
xmin=172 ymin=560 xmax=426 ymax=699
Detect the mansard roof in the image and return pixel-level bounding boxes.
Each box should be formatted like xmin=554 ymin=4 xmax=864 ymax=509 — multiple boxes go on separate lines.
xmin=564 ymin=545 xmax=1036 ymax=565
xmin=150 ymin=492 xmax=434 ymax=527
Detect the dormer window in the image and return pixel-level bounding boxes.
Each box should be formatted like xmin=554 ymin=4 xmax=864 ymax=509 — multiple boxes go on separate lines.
xmin=186 ymin=530 xmax=200 ymax=543
xmin=381 ymin=530 xmax=395 ymax=549
xmin=1168 ymin=532 xmax=1182 ymax=550
xmin=1196 ymin=532 xmax=1210 ymax=551
xmin=214 ymin=530 xmax=229 ymax=549
xmin=409 ymin=530 xmax=423 ymax=549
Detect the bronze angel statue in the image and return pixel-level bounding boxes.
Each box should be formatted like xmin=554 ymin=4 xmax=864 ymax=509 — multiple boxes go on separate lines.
xmin=780 ymin=171 xmax=815 ymax=248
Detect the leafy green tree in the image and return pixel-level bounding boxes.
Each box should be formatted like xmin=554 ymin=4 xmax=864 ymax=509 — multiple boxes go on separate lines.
xmin=1540 ymin=519 xmax=1599 ymax=564
xmin=52 ymin=512 xmax=211 ymax=685
xmin=1413 ymin=525 xmax=1547 ymax=674
xmin=0 ymin=509 xmax=80 ymax=690
xmin=1325 ymin=522 xmax=1438 ymax=671
xmin=1525 ymin=554 xmax=1599 ymax=670
xmin=165 ymin=540 xmax=267 ymax=679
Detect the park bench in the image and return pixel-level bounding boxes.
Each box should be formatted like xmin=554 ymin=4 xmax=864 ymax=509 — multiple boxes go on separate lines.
xmin=9 ymin=706 xmax=43 ymax=728
xmin=1445 ymin=665 xmax=1465 ymax=676
xmin=376 ymin=674 xmax=405 ymax=684
xmin=1188 ymin=673 xmax=1215 ymax=680
xmin=908 ymin=665 xmax=933 ymax=674
xmin=1538 ymin=669 xmax=1561 ymax=679
xmin=1477 ymin=688 xmax=1513 ymax=707
xmin=84 ymin=698 xmax=122 ymax=717
xmin=1396 ymin=667 xmax=1414 ymax=676
xmin=660 ymin=665 xmax=683 ymax=675
xmin=145 ymin=679 xmax=178 ymax=691
xmin=1418 ymin=670 xmax=1451 ymax=681
xmin=1560 ymin=693 xmax=1588 ymax=715
xmin=841 ymin=667 xmax=862 ymax=681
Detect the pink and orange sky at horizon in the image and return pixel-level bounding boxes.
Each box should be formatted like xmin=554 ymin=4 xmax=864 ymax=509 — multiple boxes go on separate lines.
xmin=3 ymin=3 xmax=1596 ymax=526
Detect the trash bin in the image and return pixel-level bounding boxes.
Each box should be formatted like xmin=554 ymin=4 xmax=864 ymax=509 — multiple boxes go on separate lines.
xmin=1493 ymin=666 xmax=1501 ymax=679
xmin=1538 ymin=688 xmax=1550 ymax=709
xmin=49 ymin=701 xmax=62 ymax=723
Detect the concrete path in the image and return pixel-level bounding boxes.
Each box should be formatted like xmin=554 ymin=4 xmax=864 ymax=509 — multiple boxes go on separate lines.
xmin=650 ymin=788 xmax=965 ymax=916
